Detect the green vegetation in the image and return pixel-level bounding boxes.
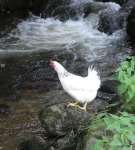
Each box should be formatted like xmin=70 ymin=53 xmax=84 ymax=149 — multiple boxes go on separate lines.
xmin=112 ymin=56 xmax=135 ymax=111
xmin=89 ymin=56 xmax=135 ymax=150
xmin=90 ymin=112 xmax=135 ymax=150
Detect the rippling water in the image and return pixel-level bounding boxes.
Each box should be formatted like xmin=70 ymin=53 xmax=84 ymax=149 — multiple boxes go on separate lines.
xmin=0 ymin=11 xmax=128 ymax=60
xmin=0 ymin=1 xmax=133 ymax=150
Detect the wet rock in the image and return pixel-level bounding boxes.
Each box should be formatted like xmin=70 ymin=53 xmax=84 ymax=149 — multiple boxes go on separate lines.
xmin=109 ymin=94 xmax=121 ymax=104
xmin=127 ymin=6 xmax=135 ymax=37
xmin=0 ymin=0 xmax=33 ymax=10
xmin=95 ymin=0 xmax=128 ymax=6
xmin=82 ymin=1 xmax=126 ymax=34
xmin=31 ymin=0 xmax=71 ymax=20
xmin=127 ymin=6 xmax=135 ymax=22
xmin=97 ymin=91 xmax=116 ymax=102
xmin=10 ymin=95 xmax=21 ymax=102
xmin=97 ymin=91 xmax=120 ymax=103
xmin=99 ymin=80 xmax=119 ymax=94
xmin=78 ymin=126 xmax=114 ymax=150
xmin=0 ymin=104 xmax=9 ymax=115
xmin=127 ymin=19 xmax=135 ymax=37
xmin=50 ymin=5 xmax=82 ymax=21
xmin=57 ymin=136 xmax=77 ymax=150
xmin=20 ymin=136 xmax=50 ymax=150
xmin=38 ymin=102 xmax=92 ymax=137
xmin=98 ymin=12 xmax=125 ymax=35
xmin=98 ymin=94 xmax=121 ymax=113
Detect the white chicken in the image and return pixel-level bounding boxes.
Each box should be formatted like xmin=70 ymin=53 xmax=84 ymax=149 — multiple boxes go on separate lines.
xmin=50 ymin=60 xmax=101 ymax=111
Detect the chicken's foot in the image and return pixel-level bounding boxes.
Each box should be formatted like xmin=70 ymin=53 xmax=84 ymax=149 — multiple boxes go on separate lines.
xmin=67 ymin=102 xmax=79 ymax=107
xmin=77 ymin=102 xmax=87 ymax=111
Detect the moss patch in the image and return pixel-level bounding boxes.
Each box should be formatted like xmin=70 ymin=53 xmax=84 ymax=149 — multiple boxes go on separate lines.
xmin=39 ymin=107 xmax=61 ymax=119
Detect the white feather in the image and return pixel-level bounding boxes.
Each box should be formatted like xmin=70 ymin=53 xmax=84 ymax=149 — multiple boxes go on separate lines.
xmin=53 ymin=61 xmax=101 ymax=103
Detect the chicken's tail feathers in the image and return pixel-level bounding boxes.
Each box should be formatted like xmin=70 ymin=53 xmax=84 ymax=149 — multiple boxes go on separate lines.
xmin=88 ymin=65 xmax=100 ymax=78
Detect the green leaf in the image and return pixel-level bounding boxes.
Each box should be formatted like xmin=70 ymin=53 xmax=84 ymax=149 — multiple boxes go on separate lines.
xmin=121 ymin=133 xmax=125 ymax=145
xmin=120 ymin=117 xmax=132 ymax=128
xmin=118 ymin=71 xmax=130 ymax=84
xmin=109 ymin=114 xmax=119 ymax=120
xmin=115 ymin=68 xmax=122 ymax=72
xmin=131 ymin=59 xmax=135 ymax=68
xmin=125 ymin=104 xmax=133 ymax=111
xmin=111 ymin=76 xmax=118 ymax=81
xmin=122 ymin=147 xmax=132 ymax=150
xmin=130 ymin=84 xmax=135 ymax=91
xmin=120 ymin=61 xmax=130 ymax=69
xmin=125 ymin=93 xmax=131 ymax=102
xmin=130 ymin=78 xmax=135 ymax=83
xmin=104 ymin=117 xmax=115 ymax=125
xmin=90 ymin=144 xmax=96 ymax=150
xmin=128 ymin=87 xmax=135 ymax=99
xmin=130 ymin=116 xmax=135 ymax=122
xmin=110 ymin=145 xmax=121 ymax=150
xmin=129 ymin=134 xmax=135 ymax=144
xmin=132 ymin=56 xmax=135 ymax=60
xmin=97 ymin=113 xmax=106 ymax=119
xmin=102 ymin=136 xmax=108 ymax=143
xmin=106 ymin=122 xmax=121 ymax=132
xmin=103 ymin=147 xmax=110 ymax=150
xmin=120 ymin=95 xmax=126 ymax=101
xmin=127 ymin=67 xmax=134 ymax=75
xmin=110 ymin=134 xmax=123 ymax=146
xmin=132 ymin=74 xmax=135 ymax=80
xmin=125 ymin=56 xmax=132 ymax=59
xmin=123 ymin=75 xmax=130 ymax=84
xmin=94 ymin=140 xmax=104 ymax=149
xmin=118 ymin=83 xmax=127 ymax=94
xmin=119 ymin=112 xmax=129 ymax=117
xmin=118 ymin=70 xmax=125 ymax=81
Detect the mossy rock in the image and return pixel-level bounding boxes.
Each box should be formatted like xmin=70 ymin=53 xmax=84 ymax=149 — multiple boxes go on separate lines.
xmin=20 ymin=136 xmax=50 ymax=150
xmin=100 ymin=80 xmax=119 ymax=94
xmin=57 ymin=136 xmax=77 ymax=150
xmin=38 ymin=102 xmax=92 ymax=137
xmin=78 ymin=126 xmax=114 ymax=150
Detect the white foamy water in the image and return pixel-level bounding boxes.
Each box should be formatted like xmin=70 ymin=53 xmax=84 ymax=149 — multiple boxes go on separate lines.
xmin=0 ymin=2 xmax=128 ymax=62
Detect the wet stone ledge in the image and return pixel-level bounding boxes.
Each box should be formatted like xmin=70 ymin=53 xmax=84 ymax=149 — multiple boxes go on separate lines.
xmin=0 ymin=104 xmax=9 ymax=115
xmin=0 ymin=0 xmax=33 ymax=10
xmin=127 ymin=6 xmax=135 ymax=38
xmin=95 ymin=0 xmax=129 ymax=6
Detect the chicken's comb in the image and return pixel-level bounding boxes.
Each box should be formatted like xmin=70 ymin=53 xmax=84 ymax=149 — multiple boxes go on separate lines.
xmin=50 ymin=60 xmax=54 ymax=63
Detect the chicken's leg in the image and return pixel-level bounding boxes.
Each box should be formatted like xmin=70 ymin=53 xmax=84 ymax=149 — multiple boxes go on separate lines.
xmin=77 ymin=102 xmax=87 ymax=111
xmin=67 ymin=102 xmax=79 ymax=107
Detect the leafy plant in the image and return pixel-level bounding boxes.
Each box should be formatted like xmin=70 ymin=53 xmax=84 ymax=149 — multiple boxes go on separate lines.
xmin=112 ymin=56 xmax=135 ymax=112
xmin=90 ymin=112 xmax=135 ymax=150
xmin=89 ymin=56 xmax=135 ymax=150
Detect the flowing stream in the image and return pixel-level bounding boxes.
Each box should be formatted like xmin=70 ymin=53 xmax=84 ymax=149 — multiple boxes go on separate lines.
xmin=0 ymin=0 xmax=134 ymax=149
